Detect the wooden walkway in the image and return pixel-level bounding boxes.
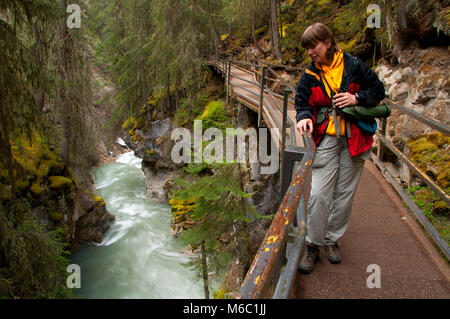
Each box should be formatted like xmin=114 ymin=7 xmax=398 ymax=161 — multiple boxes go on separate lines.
xmin=214 ymin=60 xmax=303 ymax=150
xmin=210 ymin=59 xmax=450 ymax=298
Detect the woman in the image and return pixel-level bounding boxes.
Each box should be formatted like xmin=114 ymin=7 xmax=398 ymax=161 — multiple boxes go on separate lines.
xmin=295 ymin=23 xmax=385 ymax=274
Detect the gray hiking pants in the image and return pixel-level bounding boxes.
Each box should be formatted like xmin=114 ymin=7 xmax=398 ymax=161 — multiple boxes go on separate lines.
xmin=306 ymin=135 xmax=370 ymax=247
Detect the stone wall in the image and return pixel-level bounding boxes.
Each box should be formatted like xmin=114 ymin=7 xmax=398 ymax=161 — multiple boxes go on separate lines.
xmin=374 ymin=46 xmax=449 ymax=185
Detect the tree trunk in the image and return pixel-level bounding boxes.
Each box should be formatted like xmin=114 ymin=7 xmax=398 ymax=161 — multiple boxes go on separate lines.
xmin=251 ymin=1 xmax=264 ymax=56
xmin=33 ymin=20 xmax=45 ymax=112
xmin=269 ymin=0 xmax=282 ymax=61
xmin=0 ymin=104 xmax=15 ymax=197
xmin=59 ymin=0 xmax=70 ymax=166
xmin=278 ymin=0 xmax=283 ymax=40
xmin=393 ymin=0 xmax=408 ymax=62
xmin=166 ymin=69 xmax=170 ymax=112
xmin=208 ymin=0 xmax=221 ymax=45
xmin=201 ymin=241 xmax=210 ymax=299
xmin=384 ymin=0 xmax=393 ymax=50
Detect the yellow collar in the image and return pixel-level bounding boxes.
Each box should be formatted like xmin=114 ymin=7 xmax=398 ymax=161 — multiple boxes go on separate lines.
xmin=316 ymin=49 xmax=344 ymax=96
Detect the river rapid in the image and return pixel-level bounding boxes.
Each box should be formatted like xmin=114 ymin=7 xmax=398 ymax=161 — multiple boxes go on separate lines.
xmin=70 ymin=152 xmax=203 ymax=298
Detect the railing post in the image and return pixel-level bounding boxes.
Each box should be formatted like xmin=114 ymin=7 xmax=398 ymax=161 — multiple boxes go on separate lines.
xmin=258 ymin=66 xmax=267 ymax=128
xmin=280 ymin=89 xmax=291 ymax=193
xmin=223 ymin=54 xmax=226 ymax=75
xmin=377 ymin=117 xmax=387 ymax=161
xmin=226 ymin=59 xmax=232 ymax=105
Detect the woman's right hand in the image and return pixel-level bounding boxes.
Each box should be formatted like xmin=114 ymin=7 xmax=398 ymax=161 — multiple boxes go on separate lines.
xmin=296 ymin=118 xmax=313 ymax=135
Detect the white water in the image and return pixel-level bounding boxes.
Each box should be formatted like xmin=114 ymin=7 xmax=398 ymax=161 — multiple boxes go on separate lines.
xmin=70 ymin=152 xmax=203 ymax=299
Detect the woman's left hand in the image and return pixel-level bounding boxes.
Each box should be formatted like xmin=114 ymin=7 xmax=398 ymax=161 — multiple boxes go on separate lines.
xmin=333 ymin=92 xmax=358 ymax=108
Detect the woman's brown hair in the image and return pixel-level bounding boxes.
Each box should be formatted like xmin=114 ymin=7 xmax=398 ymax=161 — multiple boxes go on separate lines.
xmin=301 ymin=23 xmax=338 ymax=61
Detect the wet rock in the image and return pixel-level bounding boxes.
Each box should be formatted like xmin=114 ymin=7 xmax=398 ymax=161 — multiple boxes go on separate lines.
xmin=376 ymin=47 xmax=450 ymax=145
xmin=71 ymin=191 xmax=115 ymax=250
xmin=142 ymin=164 xmax=176 ymax=203
xmin=388 ymin=82 xmax=409 ymax=102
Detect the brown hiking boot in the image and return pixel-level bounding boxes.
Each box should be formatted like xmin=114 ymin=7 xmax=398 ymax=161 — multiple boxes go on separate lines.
xmin=324 ymin=242 xmax=342 ymax=264
xmin=298 ymin=244 xmax=319 ymax=274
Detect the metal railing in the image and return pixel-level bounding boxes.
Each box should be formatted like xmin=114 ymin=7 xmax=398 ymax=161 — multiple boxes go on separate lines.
xmin=373 ymin=102 xmax=450 ymax=259
xmin=209 ymin=52 xmax=316 ymax=298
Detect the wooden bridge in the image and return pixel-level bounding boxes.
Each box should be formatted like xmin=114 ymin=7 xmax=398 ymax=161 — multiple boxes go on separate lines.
xmin=208 ymin=54 xmax=450 ymax=299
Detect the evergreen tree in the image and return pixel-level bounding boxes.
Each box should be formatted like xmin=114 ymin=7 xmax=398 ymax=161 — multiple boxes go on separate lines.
xmin=173 ymin=163 xmax=266 ymax=298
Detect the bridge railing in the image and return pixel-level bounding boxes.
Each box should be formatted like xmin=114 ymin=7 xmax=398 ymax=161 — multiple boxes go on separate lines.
xmin=372 ymin=102 xmax=450 ymax=259
xmin=210 ymin=52 xmax=316 ymax=298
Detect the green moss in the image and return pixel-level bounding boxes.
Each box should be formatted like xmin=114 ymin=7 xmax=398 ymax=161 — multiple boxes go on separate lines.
xmin=94 ymin=196 xmax=105 ymax=206
xmin=213 ymin=287 xmax=227 ymax=299
xmin=338 ymin=37 xmax=358 ymax=52
xmin=123 ymin=116 xmax=137 ymax=131
xmin=11 ymin=145 xmax=38 ymax=175
xmin=30 ymin=182 xmax=43 ymax=196
xmin=407 ymin=132 xmax=450 ymax=189
xmin=201 ymin=101 xmax=224 ymax=119
xmin=197 ymin=100 xmax=230 ymax=129
xmin=49 ymin=212 xmax=62 ymax=221
xmin=48 ymin=176 xmax=73 ymax=189
xmin=0 ymin=168 xmax=8 ymax=181
xmin=15 ymin=178 xmax=30 ymax=191
xmin=434 ymin=200 xmax=449 ymax=214
xmin=131 ymin=134 xmax=143 ymax=143
xmin=136 ymin=117 xmax=146 ymax=130
xmin=407 ymin=185 xmax=450 ymax=245
xmin=147 ymin=87 xmax=169 ymax=108
xmin=36 ymin=160 xmax=64 ymax=179
xmin=213 ymin=283 xmax=233 ymax=299
xmin=436 ymin=163 xmax=450 ymax=189
xmin=0 ymin=184 xmax=11 ymax=200
xmin=254 ymin=26 xmax=267 ymax=36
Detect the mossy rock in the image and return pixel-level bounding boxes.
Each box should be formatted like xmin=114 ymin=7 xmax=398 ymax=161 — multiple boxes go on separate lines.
xmin=213 ymin=287 xmax=228 ymax=299
xmin=48 ymin=176 xmax=73 ymax=189
xmin=433 ymin=200 xmax=449 ymax=217
xmin=407 ymin=132 xmax=450 ymax=189
xmin=0 ymin=168 xmax=8 ymax=181
xmin=30 ymin=181 xmax=43 ymax=196
xmin=437 ymin=164 xmax=449 ymax=189
xmin=131 ymin=134 xmax=143 ymax=143
xmin=15 ymin=178 xmax=30 ymax=191
xmin=136 ymin=117 xmax=146 ymax=130
xmin=123 ymin=116 xmax=137 ymax=131
xmin=49 ymin=211 xmax=62 ymax=221
xmin=94 ymin=196 xmax=105 ymax=206
xmin=0 ymin=184 xmax=11 ymax=200
xmin=36 ymin=160 xmax=64 ymax=179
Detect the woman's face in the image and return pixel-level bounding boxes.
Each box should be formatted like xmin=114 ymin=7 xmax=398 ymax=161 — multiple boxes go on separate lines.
xmin=307 ymin=39 xmax=331 ymax=65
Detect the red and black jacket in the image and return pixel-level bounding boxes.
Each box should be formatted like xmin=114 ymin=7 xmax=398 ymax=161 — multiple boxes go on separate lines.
xmin=295 ymin=52 xmax=385 ymax=156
